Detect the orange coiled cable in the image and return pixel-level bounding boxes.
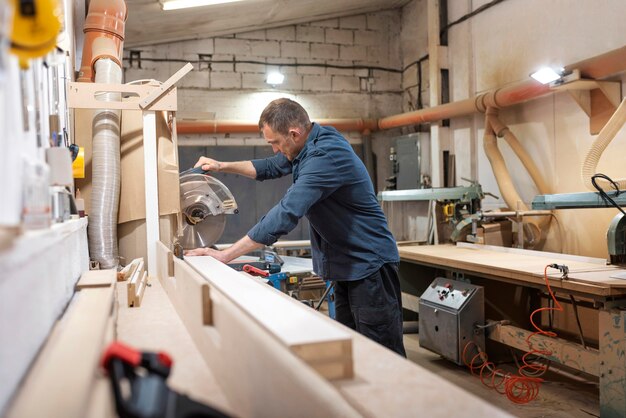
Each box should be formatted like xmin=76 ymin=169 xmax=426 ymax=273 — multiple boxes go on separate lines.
xmin=462 ymin=264 xmax=563 ymax=404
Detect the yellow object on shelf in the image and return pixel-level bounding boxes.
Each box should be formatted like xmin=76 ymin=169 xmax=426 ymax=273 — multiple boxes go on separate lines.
xmin=9 ymin=0 xmax=61 ymax=69
xmin=72 ymin=146 xmax=85 ymax=178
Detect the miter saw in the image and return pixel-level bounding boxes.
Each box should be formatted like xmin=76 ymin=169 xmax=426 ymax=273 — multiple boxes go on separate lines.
xmin=176 ymin=168 xmax=238 ymax=253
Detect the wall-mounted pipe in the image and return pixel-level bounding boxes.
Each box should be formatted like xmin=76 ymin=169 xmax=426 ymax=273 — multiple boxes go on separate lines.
xmin=176 ymin=118 xmax=379 ymax=134
xmin=486 ymin=113 xmax=551 ymax=195
xmin=176 ymin=46 xmax=626 ymax=135
xmin=78 ymin=0 xmax=127 ymax=82
xmin=483 ymin=107 xmax=551 ymax=248
xmin=79 ymin=0 xmax=127 ymax=269
xmin=581 ymin=98 xmax=626 ymax=191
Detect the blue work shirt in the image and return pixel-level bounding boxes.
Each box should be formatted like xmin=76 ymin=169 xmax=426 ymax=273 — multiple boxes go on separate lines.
xmin=248 ymin=123 xmax=399 ymax=281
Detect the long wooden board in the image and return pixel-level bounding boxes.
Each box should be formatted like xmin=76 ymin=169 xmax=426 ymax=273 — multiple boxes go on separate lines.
xmin=8 ymin=287 xmax=114 ymax=418
xmin=185 ymin=256 xmax=353 ymax=379
xmin=399 ymin=244 xmax=626 ymax=297
xmin=162 ymin=255 xmax=361 ymax=417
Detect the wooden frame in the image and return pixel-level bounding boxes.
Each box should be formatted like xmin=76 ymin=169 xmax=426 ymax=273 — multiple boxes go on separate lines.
xmin=67 ymin=64 xmax=192 ymax=276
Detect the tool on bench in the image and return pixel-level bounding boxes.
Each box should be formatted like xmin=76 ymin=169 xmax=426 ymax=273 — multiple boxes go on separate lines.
xmin=177 ymin=167 xmax=238 ymax=251
xmin=240 ymin=263 xmax=294 ymax=291
xmin=228 ymin=261 xmax=281 ymax=274
xmin=101 ymin=341 xmax=230 ymax=418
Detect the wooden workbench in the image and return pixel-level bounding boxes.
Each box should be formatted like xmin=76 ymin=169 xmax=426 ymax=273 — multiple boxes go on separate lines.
xmin=6 ymin=253 xmax=514 ymax=418
xmin=399 ymin=242 xmax=626 ymax=418
xmin=399 ymin=242 xmax=626 ymax=298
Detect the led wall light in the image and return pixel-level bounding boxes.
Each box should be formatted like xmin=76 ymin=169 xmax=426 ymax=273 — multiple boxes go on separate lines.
xmin=161 ymin=0 xmax=245 ymax=11
xmin=530 ymin=67 xmax=562 ymax=84
xmin=266 ymin=72 xmax=285 ymax=86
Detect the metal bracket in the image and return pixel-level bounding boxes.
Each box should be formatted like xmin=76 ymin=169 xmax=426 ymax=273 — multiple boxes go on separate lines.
xmin=551 ymin=74 xmax=622 ymax=134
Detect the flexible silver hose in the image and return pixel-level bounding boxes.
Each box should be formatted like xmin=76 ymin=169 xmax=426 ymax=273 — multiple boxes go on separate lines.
xmin=88 ymin=58 xmax=122 ymax=269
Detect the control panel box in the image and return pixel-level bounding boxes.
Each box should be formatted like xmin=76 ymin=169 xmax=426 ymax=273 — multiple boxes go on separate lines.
xmin=418 ymin=277 xmax=484 ymax=365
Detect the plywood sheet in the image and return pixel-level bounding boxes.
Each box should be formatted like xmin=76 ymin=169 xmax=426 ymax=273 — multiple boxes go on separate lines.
xmin=8 ymin=287 xmax=114 ymax=418
xmin=75 ymin=269 xmax=116 ymax=289
xmin=399 ymin=244 xmax=626 ymax=297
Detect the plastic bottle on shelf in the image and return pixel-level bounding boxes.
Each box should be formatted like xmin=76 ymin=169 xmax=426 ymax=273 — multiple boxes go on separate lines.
xmin=22 ymin=159 xmax=52 ymax=230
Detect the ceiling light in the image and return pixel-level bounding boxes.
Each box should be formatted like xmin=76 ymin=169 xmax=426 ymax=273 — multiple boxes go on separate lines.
xmin=530 ymin=67 xmax=562 ymax=84
xmin=161 ymin=0 xmax=245 ymax=11
xmin=266 ymin=72 xmax=285 ymax=86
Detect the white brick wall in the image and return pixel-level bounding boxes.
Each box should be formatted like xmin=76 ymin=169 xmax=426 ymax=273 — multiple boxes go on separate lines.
xmin=309 ymin=18 xmax=339 ymax=28
xmin=211 ymin=72 xmax=242 ymax=89
xmin=340 ymin=45 xmax=367 ymax=61
xmin=236 ymin=30 xmax=266 ymax=40
xmin=332 ymin=75 xmax=360 ymax=92
xmin=266 ymin=26 xmax=296 ymax=41
xmin=310 ymin=43 xmax=339 ymax=60
xmin=296 ymin=26 xmax=325 ymax=43
xmin=325 ymin=28 xmax=353 ymax=45
xmin=281 ymin=41 xmax=311 ymax=58
xmin=250 ymin=40 xmax=280 ymax=57
xmin=242 ymin=72 xmax=267 ymax=89
xmin=215 ymin=38 xmax=251 ymax=55
xmin=340 ymin=15 xmax=367 ymax=30
xmin=122 ymin=6 xmax=405 ymax=172
xmin=355 ymin=30 xmax=379 ymax=46
xmin=303 ymin=75 xmax=332 ymax=92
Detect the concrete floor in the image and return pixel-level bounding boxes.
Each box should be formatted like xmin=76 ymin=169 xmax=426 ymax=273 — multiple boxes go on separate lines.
xmin=403 ymin=334 xmax=600 ymax=418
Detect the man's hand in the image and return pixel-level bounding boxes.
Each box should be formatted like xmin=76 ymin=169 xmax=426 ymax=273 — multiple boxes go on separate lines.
xmin=184 ymin=247 xmax=230 ymax=263
xmin=194 ymin=156 xmax=221 ymax=172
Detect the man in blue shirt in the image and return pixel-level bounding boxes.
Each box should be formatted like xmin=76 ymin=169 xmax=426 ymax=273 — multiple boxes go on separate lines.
xmin=187 ymin=98 xmax=406 ymax=356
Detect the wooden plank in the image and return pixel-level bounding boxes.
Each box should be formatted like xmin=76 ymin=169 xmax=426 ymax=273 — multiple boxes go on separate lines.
xmin=139 ymin=63 xmax=193 ymax=109
xmin=75 ymin=269 xmax=116 ymax=289
xmin=599 ymin=309 xmax=626 ymax=417
xmin=401 ymin=291 xmax=420 ymax=313
xmin=162 ymin=256 xmax=361 ymax=417
xmin=185 ymin=256 xmax=353 ymax=379
xmin=128 ymin=271 xmax=148 ymax=308
xmin=115 ymin=276 xmax=231 ymax=414
xmin=143 ymin=110 xmax=159 ymax=277
xmin=8 ymin=287 xmax=114 ymax=418
xmin=174 ymin=259 xmax=213 ymax=326
xmin=487 ymin=323 xmax=599 ymax=376
xmin=156 ymin=241 xmax=175 ymax=280
xmin=399 ymin=244 xmax=626 ymax=297
xmin=67 ymin=82 xmax=177 ymax=111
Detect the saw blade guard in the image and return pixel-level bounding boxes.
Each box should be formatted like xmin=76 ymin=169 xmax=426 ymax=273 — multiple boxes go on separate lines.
xmin=179 ymin=173 xmax=238 ymax=249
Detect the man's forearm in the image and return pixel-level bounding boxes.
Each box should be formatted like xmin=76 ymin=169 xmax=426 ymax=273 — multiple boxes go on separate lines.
xmin=220 ymin=161 xmax=257 ymax=179
xmin=221 ymin=235 xmax=264 ymax=262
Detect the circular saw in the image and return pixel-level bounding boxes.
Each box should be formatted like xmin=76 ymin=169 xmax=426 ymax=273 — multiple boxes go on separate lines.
xmin=179 ymin=170 xmax=238 ymax=250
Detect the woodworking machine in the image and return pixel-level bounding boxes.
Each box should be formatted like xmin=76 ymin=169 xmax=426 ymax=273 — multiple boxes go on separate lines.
xmin=178 ymin=170 xmax=238 ymax=250
xmin=532 ymin=191 xmax=626 ymax=265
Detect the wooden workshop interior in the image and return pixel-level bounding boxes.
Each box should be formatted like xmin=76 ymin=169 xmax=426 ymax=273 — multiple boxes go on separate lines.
xmin=1 ymin=0 xmax=626 ymax=417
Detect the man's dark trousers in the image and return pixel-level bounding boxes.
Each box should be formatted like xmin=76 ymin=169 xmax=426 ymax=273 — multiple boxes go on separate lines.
xmin=334 ymin=263 xmax=406 ymax=357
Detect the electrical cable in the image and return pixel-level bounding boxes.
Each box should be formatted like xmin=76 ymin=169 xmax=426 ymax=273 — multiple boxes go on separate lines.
xmin=439 ymin=0 xmax=508 ymax=39
xmin=591 ymin=173 xmax=626 ymax=216
xmin=124 ymin=55 xmax=404 ymax=74
xmin=462 ymin=264 xmax=565 ymax=404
